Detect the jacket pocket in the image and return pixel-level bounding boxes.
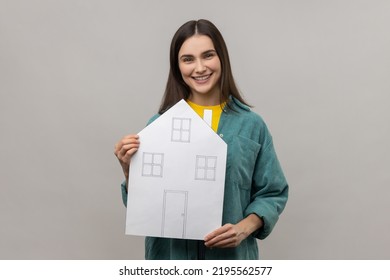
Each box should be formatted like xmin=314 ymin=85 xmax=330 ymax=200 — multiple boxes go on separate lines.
xmin=226 ymin=135 xmax=261 ymax=190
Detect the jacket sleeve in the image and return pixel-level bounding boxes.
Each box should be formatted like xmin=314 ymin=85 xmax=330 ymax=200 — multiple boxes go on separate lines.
xmin=244 ymin=127 xmax=289 ymax=240
xmin=121 ymin=181 xmax=128 ymax=207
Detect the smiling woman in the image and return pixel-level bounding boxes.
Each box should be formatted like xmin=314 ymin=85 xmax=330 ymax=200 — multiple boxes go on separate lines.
xmin=114 ymin=19 xmax=289 ymax=260
xmin=178 ymin=35 xmax=222 ymax=105
xmin=158 ymin=19 xmax=248 ymax=114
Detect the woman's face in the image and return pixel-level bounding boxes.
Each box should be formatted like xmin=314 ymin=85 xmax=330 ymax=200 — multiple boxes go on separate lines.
xmin=178 ymin=35 xmax=222 ymax=104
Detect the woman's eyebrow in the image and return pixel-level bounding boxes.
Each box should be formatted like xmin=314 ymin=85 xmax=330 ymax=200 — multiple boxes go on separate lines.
xmin=203 ymin=49 xmax=217 ymax=54
xmin=179 ymin=54 xmax=194 ymax=59
xmin=179 ymin=49 xmax=216 ymax=59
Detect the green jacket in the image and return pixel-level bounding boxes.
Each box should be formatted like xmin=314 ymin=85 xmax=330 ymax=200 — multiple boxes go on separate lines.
xmin=121 ymin=97 xmax=288 ymax=259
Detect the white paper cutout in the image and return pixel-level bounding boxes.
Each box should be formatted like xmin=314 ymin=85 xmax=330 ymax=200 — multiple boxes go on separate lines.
xmin=125 ymin=99 xmax=227 ymax=240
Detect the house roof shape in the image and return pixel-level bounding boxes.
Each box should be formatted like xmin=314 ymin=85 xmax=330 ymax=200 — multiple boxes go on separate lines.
xmin=126 ymin=99 xmax=227 ymax=240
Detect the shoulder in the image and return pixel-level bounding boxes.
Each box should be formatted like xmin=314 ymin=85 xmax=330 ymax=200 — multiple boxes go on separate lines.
xmin=225 ymin=97 xmax=272 ymax=145
xmin=227 ymin=97 xmax=267 ymax=127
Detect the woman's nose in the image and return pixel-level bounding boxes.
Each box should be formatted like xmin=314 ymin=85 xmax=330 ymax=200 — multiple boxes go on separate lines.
xmin=195 ymin=60 xmax=207 ymax=73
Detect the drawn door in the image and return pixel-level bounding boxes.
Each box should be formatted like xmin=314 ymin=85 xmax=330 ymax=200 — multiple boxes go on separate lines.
xmin=161 ymin=190 xmax=188 ymax=238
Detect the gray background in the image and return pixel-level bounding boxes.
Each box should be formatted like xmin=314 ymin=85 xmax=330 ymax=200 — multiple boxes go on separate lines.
xmin=1 ymin=0 xmax=389 ymax=259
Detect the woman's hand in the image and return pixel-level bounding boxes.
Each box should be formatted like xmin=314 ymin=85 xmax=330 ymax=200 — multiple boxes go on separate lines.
xmin=204 ymin=223 xmax=247 ymax=248
xmin=114 ymin=134 xmax=140 ymax=187
xmin=204 ymin=214 xmax=263 ymax=248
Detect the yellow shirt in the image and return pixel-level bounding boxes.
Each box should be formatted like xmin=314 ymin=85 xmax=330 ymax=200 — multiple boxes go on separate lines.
xmin=186 ymin=100 xmax=226 ymax=132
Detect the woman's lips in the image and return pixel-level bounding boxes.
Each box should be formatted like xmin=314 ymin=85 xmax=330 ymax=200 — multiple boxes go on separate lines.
xmin=192 ymin=74 xmax=212 ymax=83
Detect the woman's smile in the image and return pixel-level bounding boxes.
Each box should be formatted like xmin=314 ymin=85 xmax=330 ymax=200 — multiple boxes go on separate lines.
xmin=192 ymin=73 xmax=212 ymax=83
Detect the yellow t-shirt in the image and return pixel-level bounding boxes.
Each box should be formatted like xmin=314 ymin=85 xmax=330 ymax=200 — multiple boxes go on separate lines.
xmin=186 ymin=100 xmax=226 ymax=132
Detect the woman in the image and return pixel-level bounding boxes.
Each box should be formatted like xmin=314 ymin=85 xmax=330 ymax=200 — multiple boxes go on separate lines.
xmin=114 ymin=19 xmax=288 ymax=259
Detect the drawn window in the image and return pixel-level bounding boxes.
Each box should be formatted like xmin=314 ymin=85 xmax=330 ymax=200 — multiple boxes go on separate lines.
xmin=171 ymin=117 xmax=191 ymax=142
xmin=142 ymin=152 xmax=164 ymax=177
xmin=195 ymin=156 xmax=217 ymax=181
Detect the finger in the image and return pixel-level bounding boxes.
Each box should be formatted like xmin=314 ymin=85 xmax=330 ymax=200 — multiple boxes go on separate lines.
xmin=115 ymin=136 xmax=140 ymax=155
xmin=117 ymin=137 xmax=140 ymax=149
xmin=122 ymin=147 xmax=139 ymax=162
xmin=115 ymin=134 xmax=139 ymax=146
xmin=115 ymin=143 xmax=135 ymax=158
xmin=207 ymin=238 xmax=236 ymax=248
xmin=205 ymin=228 xmax=236 ymax=247
xmin=118 ymin=142 xmax=140 ymax=158
xmin=205 ymin=232 xmax=231 ymax=247
xmin=122 ymin=134 xmax=139 ymax=140
xmin=205 ymin=230 xmax=241 ymax=248
xmin=204 ymin=224 xmax=232 ymax=242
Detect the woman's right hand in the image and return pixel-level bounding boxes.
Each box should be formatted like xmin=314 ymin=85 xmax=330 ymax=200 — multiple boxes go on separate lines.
xmin=114 ymin=134 xmax=140 ymax=184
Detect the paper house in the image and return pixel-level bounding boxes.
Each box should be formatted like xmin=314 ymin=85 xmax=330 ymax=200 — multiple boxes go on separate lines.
xmin=126 ymin=99 xmax=227 ymax=240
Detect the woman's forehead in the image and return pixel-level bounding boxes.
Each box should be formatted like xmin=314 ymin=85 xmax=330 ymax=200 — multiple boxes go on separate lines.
xmin=179 ymin=35 xmax=215 ymax=56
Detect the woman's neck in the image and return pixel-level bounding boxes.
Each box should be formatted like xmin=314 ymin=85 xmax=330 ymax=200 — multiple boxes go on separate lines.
xmin=188 ymin=92 xmax=221 ymax=106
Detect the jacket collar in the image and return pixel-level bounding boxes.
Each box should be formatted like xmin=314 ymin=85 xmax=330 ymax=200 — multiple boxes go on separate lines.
xmin=226 ymin=96 xmax=251 ymax=112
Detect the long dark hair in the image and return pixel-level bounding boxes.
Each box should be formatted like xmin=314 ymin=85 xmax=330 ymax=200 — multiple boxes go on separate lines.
xmin=158 ymin=19 xmax=250 ymax=114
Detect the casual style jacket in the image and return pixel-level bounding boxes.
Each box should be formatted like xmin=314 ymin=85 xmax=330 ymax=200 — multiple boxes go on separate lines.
xmin=121 ymin=96 xmax=289 ymax=259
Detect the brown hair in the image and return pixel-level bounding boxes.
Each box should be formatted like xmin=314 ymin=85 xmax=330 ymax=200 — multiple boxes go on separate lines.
xmin=158 ymin=19 xmax=250 ymax=114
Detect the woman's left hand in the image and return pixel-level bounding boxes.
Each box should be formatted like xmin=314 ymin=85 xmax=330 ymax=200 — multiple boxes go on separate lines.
xmin=204 ymin=214 xmax=263 ymax=248
xmin=204 ymin=223 xmax=247 ymax=248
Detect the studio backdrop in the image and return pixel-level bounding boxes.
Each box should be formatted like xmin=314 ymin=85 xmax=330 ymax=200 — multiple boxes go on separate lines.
xmin=1 ymin=0 xmax=389 ymax=259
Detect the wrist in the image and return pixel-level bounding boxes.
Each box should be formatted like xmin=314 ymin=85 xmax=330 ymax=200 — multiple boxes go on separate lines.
xmin=239 ymin=214 xmax=263 ymax=236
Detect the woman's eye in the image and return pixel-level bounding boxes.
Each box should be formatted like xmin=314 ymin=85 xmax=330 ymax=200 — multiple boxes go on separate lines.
xmin=204 ymin=53 xmax=215 ymax=59
xmin=182 ymin=57 xmax=193 ymax=63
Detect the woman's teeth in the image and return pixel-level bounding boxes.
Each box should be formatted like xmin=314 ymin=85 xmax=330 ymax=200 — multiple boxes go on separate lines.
xmin=193 ymin=74 xmax=211 ymax=81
